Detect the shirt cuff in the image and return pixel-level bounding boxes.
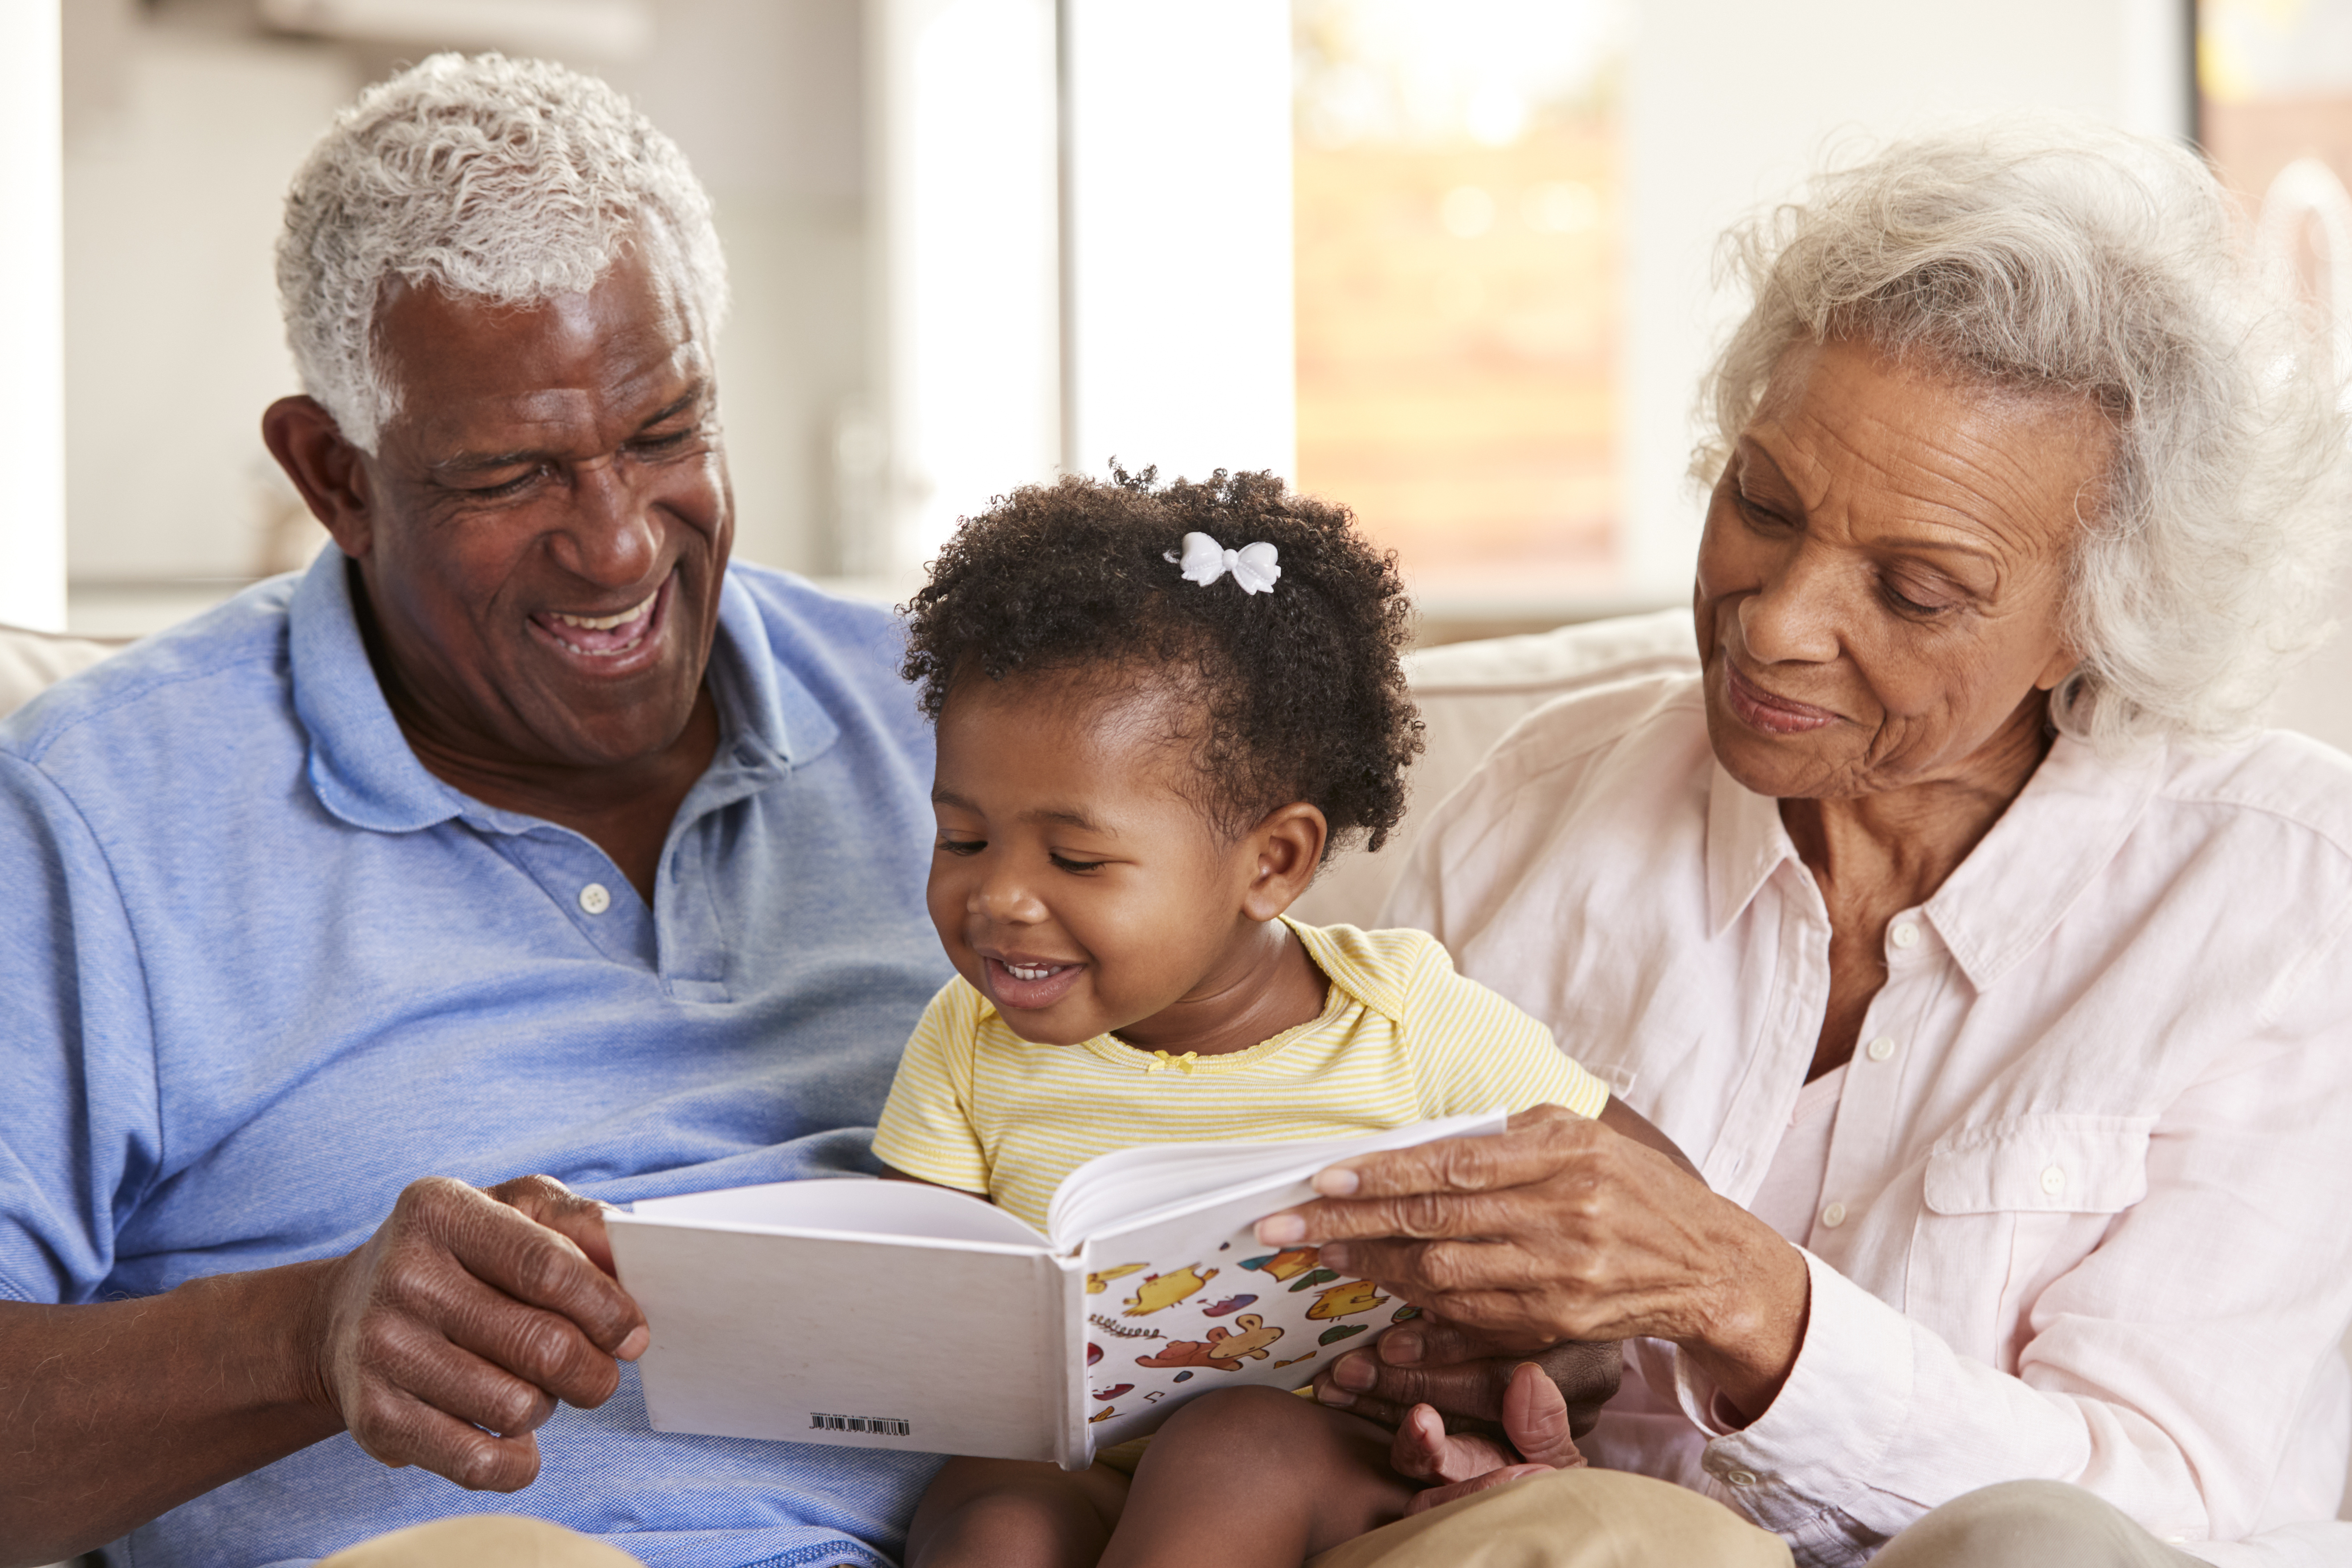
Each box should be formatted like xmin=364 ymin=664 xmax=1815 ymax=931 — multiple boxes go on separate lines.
xmin=1665 ymin=1248 xmax=1920 ymax=1534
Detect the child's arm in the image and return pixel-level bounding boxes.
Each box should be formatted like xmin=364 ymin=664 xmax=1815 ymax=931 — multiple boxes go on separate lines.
xmin=1596 ymin=1094 xmax=1702 ymax=1181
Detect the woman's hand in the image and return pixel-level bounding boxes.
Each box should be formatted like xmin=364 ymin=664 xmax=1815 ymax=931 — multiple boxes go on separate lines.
xmin=1263 ymin=1105 xmax=1813 ymax=1421
xmin=1308 ymin=1315 xmax=1619 ymax=1439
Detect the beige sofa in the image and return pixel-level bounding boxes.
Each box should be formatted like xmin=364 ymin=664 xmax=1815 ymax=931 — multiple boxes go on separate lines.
xmin=4 ymin=609 xmax=2345 ymax=1546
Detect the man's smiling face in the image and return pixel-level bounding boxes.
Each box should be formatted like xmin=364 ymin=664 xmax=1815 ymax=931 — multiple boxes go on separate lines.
xmin=341 ymin=247 xmax=732 ymax=773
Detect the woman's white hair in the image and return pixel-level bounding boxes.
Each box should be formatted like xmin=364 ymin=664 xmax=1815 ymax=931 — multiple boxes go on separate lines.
xmin=1700 ymin=119 xmax=2352 ymax=752
xmin=277 ymin=52 xmax=728 ymax=453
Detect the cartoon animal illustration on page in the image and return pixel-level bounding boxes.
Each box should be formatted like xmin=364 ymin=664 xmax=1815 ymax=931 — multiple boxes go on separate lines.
xmin=1239 ymin=1247 xmax=1321 ymax=1282
xmin=1201 ymin=1294 xmax=1258 ymax=1317
xmin=1121 ymin=1264 xmax=1218 ymax=1317
xmin=1134 ymin=1314 xmax=1284 ymax=1371
xmin=1087 ymin=1263 xmax=1146 ymax=1295
xmin=1305 ymin=1279 xmax=1389 ymax=1320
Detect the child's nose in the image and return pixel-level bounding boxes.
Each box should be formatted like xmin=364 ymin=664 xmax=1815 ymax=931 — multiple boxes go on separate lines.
xmin=971 ymin=865 xmax=1045 ymax=924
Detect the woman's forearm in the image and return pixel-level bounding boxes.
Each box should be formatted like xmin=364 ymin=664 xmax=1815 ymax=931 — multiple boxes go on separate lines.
xmin=0 ymin=1264 xmax=342 ymax=1566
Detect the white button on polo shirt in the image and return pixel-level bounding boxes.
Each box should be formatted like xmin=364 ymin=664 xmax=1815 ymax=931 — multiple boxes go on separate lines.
xmin=579 ymin=882 xmax=612 ymax=915
xmin=1866 ymin=1035 xmax=1896 ymax=1062
xmin=2041 ymin=1165 xmax=2066 ymax=1197
xmin=1891 ymin=921 xmax=1921 ymax=949
xmin=1724 ymin=1468 xmax=1759 ymax=1487
xmin=1821 ymin=1201 xmax=1847 ymax=1228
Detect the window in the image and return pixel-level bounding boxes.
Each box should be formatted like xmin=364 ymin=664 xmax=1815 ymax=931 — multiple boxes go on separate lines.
xmin=1292 ymin=0 xmax=1626 ymax=607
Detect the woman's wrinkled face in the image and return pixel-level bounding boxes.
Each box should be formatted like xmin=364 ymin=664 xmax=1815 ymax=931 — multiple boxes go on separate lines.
xmin=1695 ymin=337 xmax=2109 ymax=802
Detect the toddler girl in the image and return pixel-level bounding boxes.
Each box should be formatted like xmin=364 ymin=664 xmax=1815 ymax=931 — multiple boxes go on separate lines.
xmin=872 ymin=468 xmax=1674 ymax=1568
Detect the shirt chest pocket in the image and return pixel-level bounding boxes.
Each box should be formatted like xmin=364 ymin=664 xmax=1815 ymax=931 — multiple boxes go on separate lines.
xmin=1908 ymin=1115 xmax=2153 ymax=1368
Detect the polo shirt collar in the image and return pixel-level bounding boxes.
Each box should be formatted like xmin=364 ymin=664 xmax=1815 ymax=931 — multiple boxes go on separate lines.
xmin=1704 ymin=727 xmax=2165 ymax=988
xmin=290 ymin=550 xmax=830 ymax=835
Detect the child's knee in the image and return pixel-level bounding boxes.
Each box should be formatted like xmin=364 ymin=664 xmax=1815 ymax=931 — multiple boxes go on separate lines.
xmin=1152 ymin=1384 xmax=1347 ymax=1459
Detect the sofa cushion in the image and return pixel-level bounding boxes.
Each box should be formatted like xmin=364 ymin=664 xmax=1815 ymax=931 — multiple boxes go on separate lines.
xmin=0 ymin=623 xmax=123 ymax=721
xmin=1291 ymin=607 xmax=1698 ymax=929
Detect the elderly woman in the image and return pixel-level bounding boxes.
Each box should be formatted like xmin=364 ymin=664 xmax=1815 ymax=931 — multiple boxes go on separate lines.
xmin=1268 ymin=123 xmax=2352 ymax=1568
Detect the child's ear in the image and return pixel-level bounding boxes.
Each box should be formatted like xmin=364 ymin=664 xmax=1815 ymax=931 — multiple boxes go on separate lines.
xmin=1239 ymin=803 xmax=1328 ymax=921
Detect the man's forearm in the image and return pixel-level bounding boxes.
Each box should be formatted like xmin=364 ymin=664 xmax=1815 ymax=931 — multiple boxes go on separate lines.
xmin=0 ymin=1262 xmax=342 ymax=1567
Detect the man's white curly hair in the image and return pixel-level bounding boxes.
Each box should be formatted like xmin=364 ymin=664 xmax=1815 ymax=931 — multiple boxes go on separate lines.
xmin=277 ymin=52 xmax=728 ymax=453
xmin=1699 ymin=119 xmax=2352 ymax=753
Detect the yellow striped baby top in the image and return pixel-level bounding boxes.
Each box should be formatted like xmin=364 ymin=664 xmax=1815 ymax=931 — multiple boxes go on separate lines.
xmin=871 ymin=918 xmax=1609 ymax=1232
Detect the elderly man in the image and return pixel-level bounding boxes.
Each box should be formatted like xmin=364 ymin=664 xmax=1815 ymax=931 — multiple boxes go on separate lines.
xmin=0 ymin=54 xmax=955 ymax=1566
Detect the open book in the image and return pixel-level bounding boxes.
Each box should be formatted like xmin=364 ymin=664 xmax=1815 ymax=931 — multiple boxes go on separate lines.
xmin=605 ymin=1112 xmax=1500 ymax=1470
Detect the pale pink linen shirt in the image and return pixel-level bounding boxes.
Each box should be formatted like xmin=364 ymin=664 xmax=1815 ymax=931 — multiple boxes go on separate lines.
xmin=1380 ymin=672 xmax=2352 ymax=1568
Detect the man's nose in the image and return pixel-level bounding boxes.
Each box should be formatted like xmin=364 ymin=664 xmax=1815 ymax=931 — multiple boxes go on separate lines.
xmin=550 ymin=457 xmax=660 ymax=587
xmin=1738 ymin=543 xmax=1842 ymax=665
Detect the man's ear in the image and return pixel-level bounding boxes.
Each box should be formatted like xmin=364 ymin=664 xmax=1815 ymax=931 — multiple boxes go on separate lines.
xmin=1239 ymin=802 xmax=1329 ymax=923
xmin=262 ymin=395 xmax=377 ymax=560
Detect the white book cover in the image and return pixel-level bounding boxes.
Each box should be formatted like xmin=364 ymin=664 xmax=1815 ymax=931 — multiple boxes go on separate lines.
xmin=606 ymin=1112 xmax=1501 ymax=1470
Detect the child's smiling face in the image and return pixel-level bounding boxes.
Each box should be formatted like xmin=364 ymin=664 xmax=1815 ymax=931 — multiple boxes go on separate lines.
xmin=926 ymin=670 xmax=1325 ymax=1050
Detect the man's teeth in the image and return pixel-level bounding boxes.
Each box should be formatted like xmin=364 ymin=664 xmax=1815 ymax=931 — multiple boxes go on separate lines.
xmin=550 ymin=591 xmax=658 ymax=631
xmin=1004 ymin=962 xmax=1063 ymax=981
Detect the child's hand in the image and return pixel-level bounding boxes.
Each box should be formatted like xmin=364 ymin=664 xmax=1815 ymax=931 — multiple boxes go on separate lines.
xmin=1389 ymin=1360 xmax=1584 ymax=1516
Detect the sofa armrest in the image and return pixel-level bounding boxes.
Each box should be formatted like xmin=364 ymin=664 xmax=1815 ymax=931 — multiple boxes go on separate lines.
xmin=0 ymin=623 xmax=126 ymax=722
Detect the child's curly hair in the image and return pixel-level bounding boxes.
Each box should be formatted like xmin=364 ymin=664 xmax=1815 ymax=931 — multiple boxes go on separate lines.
xmin=901 ymin=466 xmax=1423 ymax=858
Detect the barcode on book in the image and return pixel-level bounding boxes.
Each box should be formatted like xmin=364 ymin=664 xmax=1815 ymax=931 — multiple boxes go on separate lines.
xmin=808 ymin=1412 xmax=913 ymax=1436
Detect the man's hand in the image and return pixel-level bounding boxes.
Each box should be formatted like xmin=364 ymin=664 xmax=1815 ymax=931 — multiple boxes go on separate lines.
xmin=304 ymin=1174 xmax=649 ymax=1491
xmin=1390 ymin=1361 xmax=1586 ymax=1516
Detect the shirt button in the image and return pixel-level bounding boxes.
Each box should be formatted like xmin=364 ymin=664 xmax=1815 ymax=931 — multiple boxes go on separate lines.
xmin=579 ymin=882 xmax=612 ymax=915
xmin=1891 ymin=921 xmax=1920 ymax=949
xmin=2040 ymin=1165 xmax=2065 ymax=1197
xmin=1820 ymin=1201 xmax=1847 ymax=1228
xmin=1865 ymin=1035 xmax=1896 ymax=1062
xmin=1724 ymin=1468 xmax=1760 ymax=1486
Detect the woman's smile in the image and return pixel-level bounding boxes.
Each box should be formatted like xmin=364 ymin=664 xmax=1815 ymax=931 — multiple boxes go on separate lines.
xmin=1722 ymin=657 xmax=1842 ymax=736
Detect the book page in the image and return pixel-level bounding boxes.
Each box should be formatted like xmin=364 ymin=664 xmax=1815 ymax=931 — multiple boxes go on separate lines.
xmin=632 ymin=1176 xmax=1046 ymax=1248
xmin=1065 ymin=1114 xmax=1504 ymax=1451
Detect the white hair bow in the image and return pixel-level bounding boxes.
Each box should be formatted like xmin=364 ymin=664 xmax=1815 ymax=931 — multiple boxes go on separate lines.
xmin=1165 ymin=532 xmax=1281 ymax=595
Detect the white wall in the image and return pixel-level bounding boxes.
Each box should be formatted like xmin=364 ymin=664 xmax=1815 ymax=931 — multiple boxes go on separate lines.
xmin=1616 ymin=0 xmax=2194 ymax=601
xmin=1 ymin=0 xmax=66 ymax=631
xmin=867 ymin=0 xmax=1062 ymax=580
xmin=1061 ymin=0 xmax=1293 ymax=488
xmin=61 ymin=0 xmax=873 ymax=622
xmin=868 ymin=0 xmax=1296 ymax=584
xmin=65 ymin=29 xmax=356 ymax=586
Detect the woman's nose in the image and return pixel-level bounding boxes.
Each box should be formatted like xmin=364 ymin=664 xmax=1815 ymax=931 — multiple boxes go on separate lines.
xmin=1738 ymin=546 xmax=1842 ymax=665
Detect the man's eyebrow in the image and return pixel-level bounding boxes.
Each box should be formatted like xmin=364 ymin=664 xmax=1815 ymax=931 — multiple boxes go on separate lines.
xmin=428 ymin=380 xmax=711 ymax=477
xmin=633 ymin=380 xmax=708 ymax=433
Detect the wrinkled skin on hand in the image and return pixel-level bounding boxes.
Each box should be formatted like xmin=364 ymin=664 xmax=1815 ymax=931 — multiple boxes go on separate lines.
xmin=304 ymin=1174 xmax=649 ymax=1491
xmin=1308 ymin=1315 xmax=1620 ymax=1443
xmin=1276 ymin=1105 xmax=1809 ymax=1423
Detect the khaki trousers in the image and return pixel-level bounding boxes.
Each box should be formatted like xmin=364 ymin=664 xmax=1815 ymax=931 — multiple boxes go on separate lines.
xmin=306 ymin=1472 xmax=1787 ymax=1568
xmin=309 ymin=1473 xmax=2205 ymax=1567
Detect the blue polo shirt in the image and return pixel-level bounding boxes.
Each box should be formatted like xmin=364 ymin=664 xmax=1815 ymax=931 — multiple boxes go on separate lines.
xmin=0 ymin=548 xmax=956 ymax=1567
